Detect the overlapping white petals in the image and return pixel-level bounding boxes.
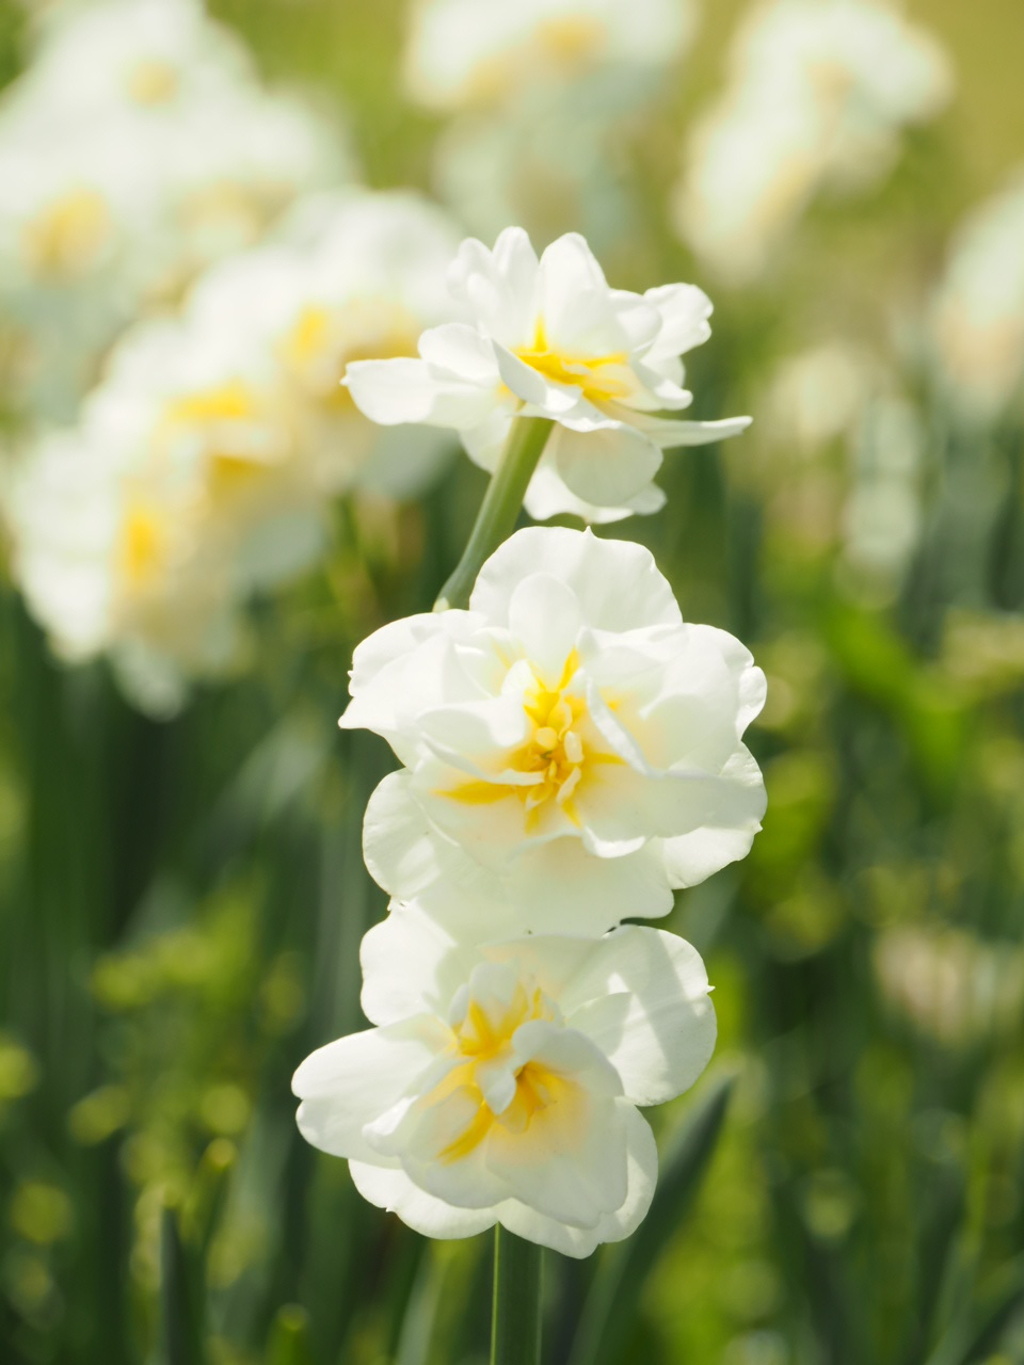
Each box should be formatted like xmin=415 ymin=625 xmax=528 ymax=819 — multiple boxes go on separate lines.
xmin=2 ymin=190 xmax=461 ymax=715
xmin=340 ymin=527 xmax=766 ymax=935
xmin=0 ymin=0 xmax=347 ymax=421
xmin=294 ymin=904 xmax=715 ymax=1256
xmin=346 ymin=227 xmax=750 ymax=522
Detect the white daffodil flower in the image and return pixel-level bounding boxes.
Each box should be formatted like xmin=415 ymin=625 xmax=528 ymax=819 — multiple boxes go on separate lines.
xmin=293 ymin=903 xmax=716 ymax=1257
xmin=0 ymin=0 xmax=346 ymax=420
xmin=339 ymin=527 xmax=766 ymax=935
xmin=3 ymin=189 xmax=463 ymax=714
xmin=346 ymin=227 xmax=750 ymax=523
xmin=404 ymin=0 xmax=694 ymax=112
xmin=674 ymin=0 xmax=952 ymax=285
xmin=186 ymin=190 xmax=462 ymax=500
xmin=931 ymin=173 xmax=1024 ymax=422
xmin=17 ymin=0 xmax=251 ymax=122
xmin=5 ymin=421 xmax=242 ymax=717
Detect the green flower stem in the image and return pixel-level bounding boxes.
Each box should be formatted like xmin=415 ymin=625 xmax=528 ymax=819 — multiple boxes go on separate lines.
xmin=434 ymin=417 xmax=555 ymax=611
xmin=491 ymin=1226 xmax=543 ymax=1365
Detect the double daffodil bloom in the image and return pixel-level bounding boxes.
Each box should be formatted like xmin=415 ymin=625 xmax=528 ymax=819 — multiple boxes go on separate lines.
xmin=293 ymin=903 xmax=716 ymax=1257
xmin=340 ymin=527 xmax=766 ymax=936
xmin=345 ymin=227 xmax=750 ymax=522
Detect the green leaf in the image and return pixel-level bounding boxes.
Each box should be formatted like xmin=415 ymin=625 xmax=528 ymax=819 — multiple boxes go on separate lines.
xmin=924 ymin=1256 xmax=1024 ymax=1365
xmin=567 ymin=1073 xmax=735 ymax=1365
xmin=266 ymin=1305 xmax=316 ymax=1365
xmin=159 ymin=1202 xmax=205 ymax=1365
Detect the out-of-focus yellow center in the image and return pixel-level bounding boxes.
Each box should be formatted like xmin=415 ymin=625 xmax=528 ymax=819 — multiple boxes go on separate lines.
xmin=515 ymin=321 xmax=632 ymax=405
xmin=438 ymin=979 xmax=567 ymax=1164
xmin=536 ymin=15 xmax=608 ymax=66
xmin=117 ymin=503 xmax=167 ymax=591
xmin=23 ymin=190 xmax=112 ymax=281
xmin=165 ymin=379 xmax=256 ymax=428
xmin=126 ymin=58 xmax=180 ymax=105
xmin=162 ymin=380 xmax=274 ymax=497
xmin=280 ymin=300 xmax=421 ymax=410
xmin=179 ymin=182 xmax=266 ymax=253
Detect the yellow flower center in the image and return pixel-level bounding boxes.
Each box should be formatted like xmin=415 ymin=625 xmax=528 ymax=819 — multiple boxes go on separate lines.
xmin=514 ymin=321 xmax=632 ymax=405
xmin=165 ymin=380 xmax=256 ymax=428
xmin=160 ymin=380 xmax=279 ymax=497
xmin=437 ymin=978 xmax=570 ymax=1164
xmin=126 ymin=58 xmax=180 ymax=105
xmin=443 ymin=650 xmax=623 ymax=829
xmin=178 ymin=182 xmax=266 ymax=253
xmin=22 ymin=190 xmax=112 ymax=281
xmin=536 ymin=15 xmax=609 ymax=67
xmin=117 ymin=502 xmax=168 ymax=591
xmin=514 ymin=660 xmax=588 ymax=814
xmin=281 ymin=300 xmax=422 ymax=409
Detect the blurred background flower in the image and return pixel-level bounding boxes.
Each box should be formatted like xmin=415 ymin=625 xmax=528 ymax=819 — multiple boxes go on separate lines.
xmin=1 ymin=0 xmax=1023 ymax=1362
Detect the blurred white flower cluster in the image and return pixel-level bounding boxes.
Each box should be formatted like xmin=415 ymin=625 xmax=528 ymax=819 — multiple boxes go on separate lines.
xmin=930 ymin=171 xmax=1024 ymax=423
xmin=404 ymin=0 xmax=696 ymax=247
xmin=6 ymin=190 xmax=462 ymax=715
xmin=675 ymin=0 xmax=953 ymax=285
xmin=405 ymin=0 xmax=693 ymax=110
xmin=0 ymin=0 xmax=346 ymax=419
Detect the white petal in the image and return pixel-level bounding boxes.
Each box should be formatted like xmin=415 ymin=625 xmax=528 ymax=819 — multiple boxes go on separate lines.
xmin=486 ymin=1090 xmax=628 ymax=1228
xmin=537 ymin=234 xmax=624 ymax=357
xmin=609 ymin=289 xmax=663 ymax=352
xmin=344 ymin=611 xmax=447 ymax=695
xmin=293 ymin=1021 xmax=445 ymax=1162
xmin=502 ymin=838 xmax=675 ymax=934
xmin=470 ymin=527 xmax=682 ymax=634
xmin=559 ymin=927 xmax=717 ymax=1106
xmin=345 ymin=356 xmax=497 ymax=430
xmin=636 ymin=413 xmax=753 ymax=449
xmin=496 ymin=1105 xmax=657 ymax=1258
xmin=349 ymin=1160 xmax=497 ymax=1239
xmin=656 ymin=753 xmax=767 ymax=887
xmin=507 ymin=573 xmax=583 ymax=683
xmin=362 ymin=771 xmax=513 ymax=929
xmin=448 ymin=228 xmax=539 ymax=347
xmin=550 ymin=421 xmax=664 ymax=507
xmin=360 ymin=904 xmax=476 ymax=1027
xmin=418 ymin=323 xmax=501 ymax=384
xmin=341 ymin=613 xmax=484 ymax=758
xmin=643 ymin=283 xmax=713 ymax=358
xmin=522 ymin=464 xmax=666 ymax=525
xmin=461 ymin=405 xmax=517 ymax=473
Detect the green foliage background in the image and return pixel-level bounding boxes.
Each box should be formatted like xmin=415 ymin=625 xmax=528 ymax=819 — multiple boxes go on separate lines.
xmin=2 ymin=1 xmax=1024 ymax=1362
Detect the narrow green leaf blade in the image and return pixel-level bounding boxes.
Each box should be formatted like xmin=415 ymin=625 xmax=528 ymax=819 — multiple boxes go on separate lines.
xmin=568 ymin=1073 xmax=735 ymax=1365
